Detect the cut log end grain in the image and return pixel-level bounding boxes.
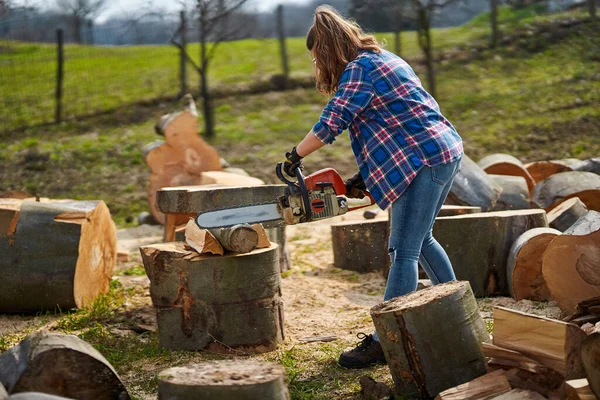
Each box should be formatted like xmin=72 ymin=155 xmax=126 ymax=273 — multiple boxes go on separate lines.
xmin=547 ymin=197 xmax=589 ymax=232
xmin=371 ymin=281 xmax=489 ymax=398
xmin=525 ymin=161 xmax=573 ymax=183
xmin=478 ymin=154 xmax=536 ymax=193
xmin=566 ymin=379 xmax=597 ymax=400
xmin=158 ymin=361 xmax=289 ymax=400
xmin=507 ymin=228 xmax=561 ymax=301
xmin=542 ymin=211 xmax=600 ymax=315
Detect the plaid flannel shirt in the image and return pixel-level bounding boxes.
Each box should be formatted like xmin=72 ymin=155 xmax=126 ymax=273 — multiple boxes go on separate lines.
xmin=312 ymin=49 xmax=463 ymax=210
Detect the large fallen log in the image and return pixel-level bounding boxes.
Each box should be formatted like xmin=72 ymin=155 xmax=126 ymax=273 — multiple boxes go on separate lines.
xmin=574 ymin=157 xmax=600 ymax=174
xmin=532 ymin=171 xmax=600 ymax=212
xmin=331 ymin=219 xmax=389 ymax=273
xmin=434 ymin=370 xmax=510 ymax=400
xmin=478 ymin=154 xmax=536 ymax=193
xmin=432 ymin=209 xmax=548 ymax=296
xmin=506 ymin=227 xmax=561 ymax=301
xmin=524 ymin=161 xmax=573 ymax=184
xmin=370 ymin=281 xmax=489 ymax=398
xmin=0 ymin=200 xmax=116 ymax=313
xmin=158 ymin=361 xmax=289 ymax=400
xmin=492 ymin=307 xmax=587 ymax=379
xmin=0 ymin=332 xmax=130 ymax=399
xmin=581 ymin=333 xmax=600 ymax=398
xmin=140 ymin=242 xmax=283 ymax=352
xmin=489 ymin=175 xmax=532 ymax=211
xmin=447 ymin=155 xmax=502 ymax=211
xmin=547 ymin=197 xmax=588 ymax=232
xmin=542 ymin=211 xmax=600 ymax=314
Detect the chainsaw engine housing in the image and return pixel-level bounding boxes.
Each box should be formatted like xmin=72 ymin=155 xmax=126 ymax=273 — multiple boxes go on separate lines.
xmin=281 ymin=186 xmax=348 ymax=225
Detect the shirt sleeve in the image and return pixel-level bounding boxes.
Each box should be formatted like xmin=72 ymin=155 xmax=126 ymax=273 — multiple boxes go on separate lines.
xmin=312 ymin=62 xmax=374 ymax=145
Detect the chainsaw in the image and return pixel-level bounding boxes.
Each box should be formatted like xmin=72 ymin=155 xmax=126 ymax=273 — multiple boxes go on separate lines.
xmin=195 ymin=163 xmax=375 ymax=228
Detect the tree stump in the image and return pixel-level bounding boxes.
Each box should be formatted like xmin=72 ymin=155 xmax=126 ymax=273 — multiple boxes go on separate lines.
xmin=478 ymin=154 xmax=536 ymax=193
xmin=432 ymin=209 xmax=548 ymax=296
xmin=158 ymin=360 xmax=289 ymax=400
xmin=447 ymin=155 xmax=502 ymax=211
xmin=542 ymin=211 xmax=600 ymax=314
xmin=331 ymin=219 xmax=389 ymax=273
xmin=532 ymin=171 xmax=600 ymax=212
xmin=0 ymin=332 xmax=130 ymax=400
xmin=370 ymin=281 xmax=489 ymax=398
xmin=524 ymin=161 xmax=573 ymax=184
xmin=489 ymin=175 xmax=532 ymax=211
xmin=575 ymin=157 xmax=600 ymax=175
xmin=581 ymin=333 xmax=600 ymax=398
xmin=0 ymin=200 xmax=116 ymax=313
xmin=507 ymin=227 xmax=561 ymax=301
xmin=140 ymin=243 xmax=283 ymax=352
xmin=547 ymin=197 xmax=589 ymax=232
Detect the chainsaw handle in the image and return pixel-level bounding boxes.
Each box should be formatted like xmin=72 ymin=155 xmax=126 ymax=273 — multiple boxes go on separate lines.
xmin=275 ymin=162 xmax=312 ymax=223
xmin=275 ymin=162 xmax=296 ymax=185
xmin=348 ymin=191 xmax=376 ymax=212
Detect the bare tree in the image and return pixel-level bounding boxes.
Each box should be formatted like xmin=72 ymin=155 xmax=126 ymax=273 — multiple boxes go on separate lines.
xmin=55 ymin=0 xmax=109 ymax=43
xmin=490 ymin=0 xmax=499 ymax=47
xmin=589 ymin=0 xmax=597 ymax=21
xmin=172 ymin=0 xmax=249 ymax=138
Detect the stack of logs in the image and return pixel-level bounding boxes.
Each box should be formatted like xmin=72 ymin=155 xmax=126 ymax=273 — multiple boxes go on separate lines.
xmin=140 ymin=221 xmax=284 ymax=353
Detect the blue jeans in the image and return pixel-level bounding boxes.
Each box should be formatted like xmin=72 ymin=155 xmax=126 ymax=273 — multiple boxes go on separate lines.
xmin=373 ymin=158 xmax=461 ymax=341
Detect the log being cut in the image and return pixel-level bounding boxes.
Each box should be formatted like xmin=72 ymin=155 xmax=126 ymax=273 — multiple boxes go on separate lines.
xmin=0 ymin=199 xmax=116 ymax=313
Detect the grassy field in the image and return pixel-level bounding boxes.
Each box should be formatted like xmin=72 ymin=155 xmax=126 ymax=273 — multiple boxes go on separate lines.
xmin=0 ymin=5 xmax=561 ymax=132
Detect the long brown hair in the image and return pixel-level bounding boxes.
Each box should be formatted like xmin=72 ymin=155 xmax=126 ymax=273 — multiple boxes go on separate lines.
xmin=307 ymin=5 xmax=381 ymax=95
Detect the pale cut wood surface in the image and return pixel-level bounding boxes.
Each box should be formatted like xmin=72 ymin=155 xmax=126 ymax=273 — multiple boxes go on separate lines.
xmin=491 ymin=389 xmax=547 ymax=400
xmin=565 ymin=379 xmax=597 ymax=400
xmin=252 ymin=224 xmax=271 ymax=249
xmin=542 ymin=211 xmax=600 ymax=314
xmin=434 ymin=370 xmax=510 ymax=400
xmin=184 ymin=220 xmax=223 ymax=255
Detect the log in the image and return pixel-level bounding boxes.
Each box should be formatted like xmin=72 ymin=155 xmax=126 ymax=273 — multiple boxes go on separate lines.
xmin=145 ymin=95 xmax=223 ymax=225
xmin=209 ymin=224 xmax=258 ymax=254
xmin=581 ymin=333 xmax=600 ymax=398
xmin=434 ymin=370 xmax=511 ymax=400
xmin=478 ymin=154 xmax=536 ymax=193
xmin=0 ymin=332 xmax=129 ymax=399
xmin=542 ymin=211 xmax=600 ymax=315
xmin=0 ymin=200 xmax=116 ymax=313
xmin=489 ymin=175 xmax=532 ymax=211
xmin=370 ymin=281 xmax=489 ymax=398
xmin=437 ymin=205 xmax=482 ymax=216
xmin=447 ymin=155 xmax=502 ymax=211
xmin=565 ymin=379 xmax=597 ymax=400
xmin=490 ymin=389 xmax=547 ymax=400
xmin=532 ymin=171 xmax=600 ymax=212
xmin=547 ymin=197 xmax=589 ymax=232
xmin=184 ymin=220 xmax=223 ymax=256
xmin=482 ymin=343 xmax=540 ymax=367
xmin=158 ymin=360 xmax=289 ymax=400
xmin=574 ymin=157 xmax=600 ymax=174
xmin=432 ymin=209 xmax=548 ymax=296
xmin=492 ymin=307 xmax=587 ymax=379
xmin=506 ymin=227 xmax=561 ymax=301
xmin=331 ymin=219 xmax=389 ymax=273
xmin=500 ymin=368 xmax=562 ymax=399
xmin=252 ymin=224 xmax=271 ymax=249
xmin=140 ymin=242 xmax=283 ymax=352
xmin=524 ymin=161 xmax=573 ymax=183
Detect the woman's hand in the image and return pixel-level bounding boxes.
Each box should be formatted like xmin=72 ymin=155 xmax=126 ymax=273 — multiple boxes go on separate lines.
xmin=345 ymin=172 xmax=366 ymax=199
xmin=283 ymin=147 xmax=303 ymax=178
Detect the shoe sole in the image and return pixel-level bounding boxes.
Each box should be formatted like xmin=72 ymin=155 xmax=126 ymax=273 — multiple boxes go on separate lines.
xmin=338 ymin=357 xmax=387 ymax=369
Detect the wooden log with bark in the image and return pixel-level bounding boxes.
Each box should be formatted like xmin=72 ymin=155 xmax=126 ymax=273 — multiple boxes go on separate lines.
xmin=370 ymin=281 xmax=489 ymax=398
xmin=499 ymin=368 xmax=562 ymax=399
xmin=209 ymin=224 xmax=259 ymax=254
xmin=140 ymin=242 xmax=283 ymax=352
xmin=490 ymin=175 xmax=532 ymax=211
xmin=524 ymin=161 xmax=574 ymax=184
xmin=447 ymin=155 xmax=502 ymax=211
xmin=532 ymin=171 xmax=600 ymax=212
xmin=565 ymin=379 xmax=597 ymax=400
xmin=0 ymin=200 xmax=116 ymax=313
xmin=492 ymin=307 xmax=587 ymax=380
xmin=0 ymin=332 xmax=130 ymax=399
xmin=432 ymin=209 xmax=548 ymax=297
xmin=581 ymin=333 xmax=600 ymax=398
xmin=506 ymin=227 xmax=561 ymax=301
xmin=478 ymin=154 xmax=536 ymax=193
xmin=542 ymin=211 xmax=600 ymax=315
xmin=574 ymin=157 xmax=600 ymax=175
xmin=331 ymin=219 xmax=389 ymax=273
xmin=158 ymin=361 xmax=289 ymax=400
xmin=547 ymin=197 xmax=589 ymax=232
xmin=434 ymin=370 xmax=511 ymax=400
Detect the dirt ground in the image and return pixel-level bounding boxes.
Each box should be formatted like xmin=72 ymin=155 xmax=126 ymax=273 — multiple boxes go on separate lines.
xmin=0 ymin=208 xmax=565 ymax=399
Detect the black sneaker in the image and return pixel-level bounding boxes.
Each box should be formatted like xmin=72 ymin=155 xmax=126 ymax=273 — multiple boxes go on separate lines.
xmin=338 ymin=333 xmax=387 ymax=369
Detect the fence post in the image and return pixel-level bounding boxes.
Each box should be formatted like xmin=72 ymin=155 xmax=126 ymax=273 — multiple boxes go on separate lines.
xmin=55 ymin=28 xmax=64 ymax=124
xmin=180 ymin=10 xmax=187 ymax=97
xmin=276 ymin=4 xmax=289 ymax=88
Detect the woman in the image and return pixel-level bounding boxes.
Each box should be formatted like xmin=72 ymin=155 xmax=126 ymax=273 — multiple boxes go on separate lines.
xmin=282 ymin=6 xmax=464 ymax=369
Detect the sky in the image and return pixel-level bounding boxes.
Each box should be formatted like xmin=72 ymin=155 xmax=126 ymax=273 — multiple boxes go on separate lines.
xmin=13 ymin=0 xmax=313 ymax=21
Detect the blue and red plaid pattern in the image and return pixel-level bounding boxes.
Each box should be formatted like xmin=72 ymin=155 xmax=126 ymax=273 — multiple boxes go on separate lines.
xmin=312 ymin=49 xmax=463 ymax=210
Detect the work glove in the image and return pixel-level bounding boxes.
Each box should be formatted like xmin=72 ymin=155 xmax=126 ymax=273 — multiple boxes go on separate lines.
xmin=345 ymin=172 xmax=366 ymax=199
xmin=283 ymin=147 xmax=303 ymax=178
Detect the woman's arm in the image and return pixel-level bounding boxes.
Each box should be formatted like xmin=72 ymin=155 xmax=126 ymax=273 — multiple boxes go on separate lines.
xmin=296 ymin=130 xmax=326 ymax=157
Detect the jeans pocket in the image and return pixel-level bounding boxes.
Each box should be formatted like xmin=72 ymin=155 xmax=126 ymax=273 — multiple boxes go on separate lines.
xmin=431 ymin=163 xmax=455 ymax=185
